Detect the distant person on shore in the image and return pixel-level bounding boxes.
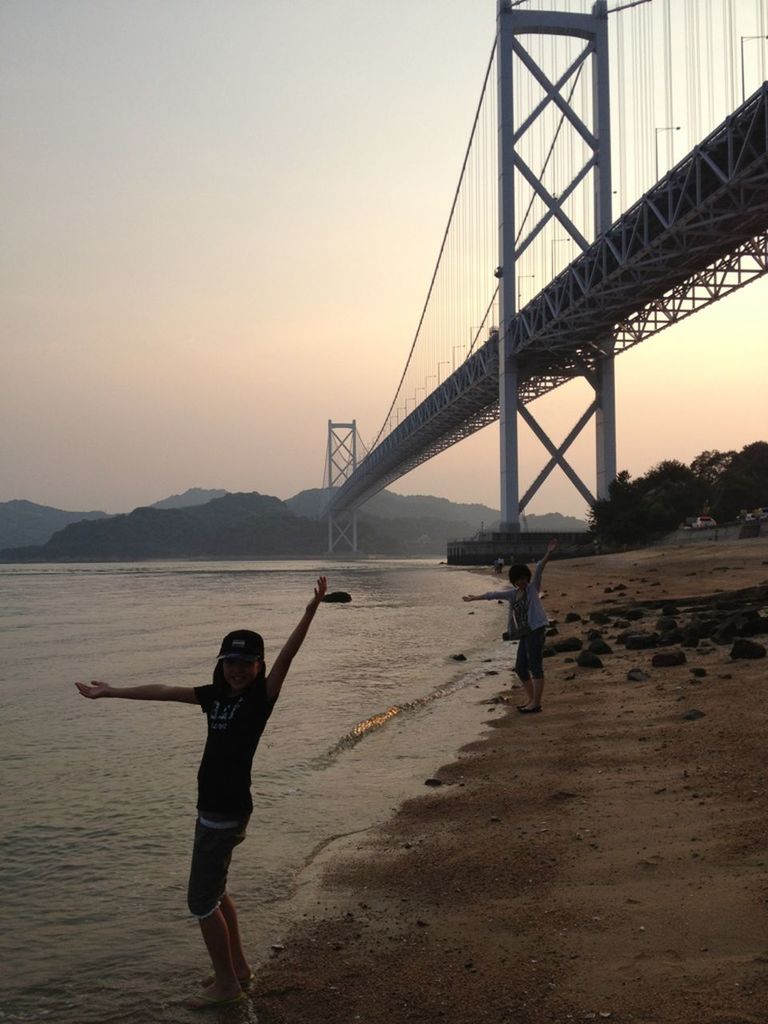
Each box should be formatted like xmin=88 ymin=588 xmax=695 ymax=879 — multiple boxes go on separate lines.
xmin=463 ymin=539 xmax=558 ymax=714
xmin=75 ymin=575 xmax=328 ymax=1010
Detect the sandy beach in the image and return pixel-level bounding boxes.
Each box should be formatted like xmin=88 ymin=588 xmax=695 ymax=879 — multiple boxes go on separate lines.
xmin=249 ymin=538 xmax=768 ymax=1024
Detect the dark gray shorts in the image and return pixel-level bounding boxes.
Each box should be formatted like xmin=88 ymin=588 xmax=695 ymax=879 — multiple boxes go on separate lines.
xmin=187 ymin=812 xmax=250 ymax=919
xmin=514 ymin=625 xmax=547 ymax=681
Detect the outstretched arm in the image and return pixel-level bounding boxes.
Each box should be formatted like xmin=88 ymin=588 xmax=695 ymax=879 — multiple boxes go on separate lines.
xmin=463 ymin=588 xmax=517 ymax=602
xmin=75 ymin=681 xmax=197 ymax=703
xmin=266 ymin=575 xmax=327 ymax=700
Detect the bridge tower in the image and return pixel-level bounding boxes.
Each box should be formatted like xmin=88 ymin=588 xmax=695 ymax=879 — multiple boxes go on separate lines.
xmin=326 ymin=420 xmax=359 ymax=553
xmin=497 ymin=0 xmax=614 ymax=530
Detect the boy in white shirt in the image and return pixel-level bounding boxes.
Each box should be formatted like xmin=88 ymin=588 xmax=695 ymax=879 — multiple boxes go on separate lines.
xmin=464 ymin=539 xmax=558 ymax=713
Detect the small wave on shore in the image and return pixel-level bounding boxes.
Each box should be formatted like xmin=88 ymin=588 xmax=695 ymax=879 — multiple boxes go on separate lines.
xmin=328 ymin=651 xmax=513 ymax=755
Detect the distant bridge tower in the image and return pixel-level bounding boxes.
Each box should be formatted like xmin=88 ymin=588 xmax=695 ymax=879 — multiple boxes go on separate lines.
xmin=326 ymin=420 xmax=359 ymax=552
xmin=497 ymin=0 xmax=615 ymax=530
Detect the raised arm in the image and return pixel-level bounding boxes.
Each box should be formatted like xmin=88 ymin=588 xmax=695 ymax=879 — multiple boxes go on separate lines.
xmin=532 ymin=537 xmax=559 ymax=588
xmin=75 ymin=681 xmax=198 ymax=703
xmin=265 ymin=575 xmax=328 ymax=700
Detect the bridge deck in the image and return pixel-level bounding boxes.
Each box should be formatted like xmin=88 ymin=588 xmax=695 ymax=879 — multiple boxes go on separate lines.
xmin=331 ymin=84 xmax=768 ymax=514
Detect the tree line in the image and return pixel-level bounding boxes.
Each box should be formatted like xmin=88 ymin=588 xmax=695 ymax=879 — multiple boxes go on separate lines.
xmin=588 ymin=441 xmax=768 ymax=545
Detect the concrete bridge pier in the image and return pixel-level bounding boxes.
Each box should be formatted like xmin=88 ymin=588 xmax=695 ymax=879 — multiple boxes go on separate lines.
xmin=595 ymin=342 xmax=617 ymax=501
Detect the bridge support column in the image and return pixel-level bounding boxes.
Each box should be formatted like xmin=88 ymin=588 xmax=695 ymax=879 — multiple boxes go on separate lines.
xmin=497 ymin=0 xmax=520 ymax=532
xmin=592 ymin=1 xmax=616 ymax=502
xmin=499 ymin=359 xmax=520 ymax=531
xmin=595 ymin=345 xmax=617 ymax=501
xmin=328 ymin=508 xmax=358 ymax=553
xmin=326 ymin=420 xmax=359 ymax=553
xmin=497 ymin=0 xmax=615 ymax=522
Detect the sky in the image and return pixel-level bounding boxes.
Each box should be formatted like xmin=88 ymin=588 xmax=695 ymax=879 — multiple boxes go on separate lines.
xmin=2 ymin=0 xmax=766 ymax=518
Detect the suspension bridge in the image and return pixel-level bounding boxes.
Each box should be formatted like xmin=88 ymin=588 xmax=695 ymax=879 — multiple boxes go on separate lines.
xmin=322 ymin=0 xmax=768 ymax=556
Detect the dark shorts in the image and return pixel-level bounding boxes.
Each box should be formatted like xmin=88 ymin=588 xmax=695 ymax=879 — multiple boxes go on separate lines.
xmin=514 ymin=626 xmax=546 ymax=681
xmin=187 ymin=812 xmax=250 ymax=918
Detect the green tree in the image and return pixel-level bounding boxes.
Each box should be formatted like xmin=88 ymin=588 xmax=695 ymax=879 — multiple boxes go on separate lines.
xmin=690 ymin=449 xmax=736 ymax=485
xmin=588 ymin=470 xmax=647 ymax=545
xmin=590 ymin=460 xmax=708 ymax=545
xmin=590 ymin=441 xmax=767 ymax=545
xmin=714 ymin=441 xmax=768 ymax=518
xmin=640 ymin=459 xmax=707 ymax=532
xmin=689 ymin=448 xmax=736 ymax=516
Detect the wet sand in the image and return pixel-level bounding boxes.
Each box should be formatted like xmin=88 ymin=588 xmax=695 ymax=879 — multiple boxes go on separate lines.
xmin=250 ymin=539 xmax=768 ymax=1024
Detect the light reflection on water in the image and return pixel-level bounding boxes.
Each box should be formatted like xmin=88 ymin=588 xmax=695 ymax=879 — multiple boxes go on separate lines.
xmin=0 ymin=559 xmax=509 ymax=1023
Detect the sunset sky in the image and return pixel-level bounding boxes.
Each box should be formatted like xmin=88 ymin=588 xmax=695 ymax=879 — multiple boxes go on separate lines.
xmin=2 ymin=0 xmax=766 ymax=518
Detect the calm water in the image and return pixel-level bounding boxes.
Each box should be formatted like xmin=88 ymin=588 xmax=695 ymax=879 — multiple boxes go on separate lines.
xmin=0 ymin=559 xmax=513 ymax=1023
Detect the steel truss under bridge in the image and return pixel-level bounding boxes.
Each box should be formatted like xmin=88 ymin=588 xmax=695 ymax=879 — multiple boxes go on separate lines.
xmin=328 ymin=83 xmax=768 ymax=518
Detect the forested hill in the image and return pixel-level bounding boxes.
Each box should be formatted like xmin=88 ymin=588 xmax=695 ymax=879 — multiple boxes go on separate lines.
xmin=287 ymin=488 xmax=587 ymax=533
xmin=0 ymin=499 xmax=108 ymax=549
xmin=0 ymin=493 xmax=326 ymax=562
xmin=286 ymin=488 xmax=501 ymax=524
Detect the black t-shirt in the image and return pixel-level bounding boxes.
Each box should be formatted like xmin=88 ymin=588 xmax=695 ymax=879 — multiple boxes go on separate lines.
xmin=194 ymin=679 xmax=278 ymax=815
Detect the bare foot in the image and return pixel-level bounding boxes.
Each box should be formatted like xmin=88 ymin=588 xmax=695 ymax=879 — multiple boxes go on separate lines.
xmin=185 ymin=980 xmax=244 ymax=1010
xmin=200 ymin=967 xmax=253 ymax=989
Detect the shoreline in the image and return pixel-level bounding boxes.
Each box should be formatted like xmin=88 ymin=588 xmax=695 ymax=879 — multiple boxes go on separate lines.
xmin=247 ymin=538 xmax=768 ymax=1024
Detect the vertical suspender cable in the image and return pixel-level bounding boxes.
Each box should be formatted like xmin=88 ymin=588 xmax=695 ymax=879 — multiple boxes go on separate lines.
xmin=663 ymin=0 xmax=673 ymax=171
xmin=638 ymin=5 xmax=647 ymax=190
xmin=684 ymin=0 xmax=694 ymax=149
xmin=725 ymin=0 xmax=735 ymax=115
xmin=369 ymin=38 xmax=500 ymax=451
xmin=708 ymin=0 xmax=720 ymax=128
xmin=615 ymin=13 xmax=626 ymax=213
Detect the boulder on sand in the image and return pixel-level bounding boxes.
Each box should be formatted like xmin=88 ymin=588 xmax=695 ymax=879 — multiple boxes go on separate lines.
xmin=627 ymin=668 xmax=650 ymax=682
xmin=577 ymin=650 xmax=603 ymax=669
xmin=652 ymin=650 xmax=687 ymax=668
xmin=625 ymin=633 xmax=660 ymax=650
xmin=730 ymin=639 xmax=766 ymax=660
xmin=588 ymin=638 xmax=612 ymax=655
xmin=553 ymin=636 xmax=583 ymax=653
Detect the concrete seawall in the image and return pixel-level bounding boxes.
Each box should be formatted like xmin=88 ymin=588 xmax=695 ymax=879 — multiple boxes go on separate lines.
xmin=446 ymin=530 xmax=592 ymax=565
xmin=447 ymin=521 xmax=764 ymax=564
xmin=655 ymin=520 xmax=764 ymax=546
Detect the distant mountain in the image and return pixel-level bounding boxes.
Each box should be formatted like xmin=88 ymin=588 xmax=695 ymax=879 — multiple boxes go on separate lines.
xmin=287 ymin=488 xmax=587 ymax=534
xmin=0 ymin=491 xmax=227 ymax=550
xmin=0 ymin=499 xmax=109 ymax=549
xmin=284 ymin=488 xmax=332 ymax=519
xmin=518 ymin=511 xmax=589 ymax=533
xmin=287 ymin=488 xmax=501 ymax=524
xmin=0 ymin=493 xmax=325 ymax=562
xmin=150 ymin=487 xmax=228 ymax=509
xmin=356 ymin=512 xmax=482 ymax=554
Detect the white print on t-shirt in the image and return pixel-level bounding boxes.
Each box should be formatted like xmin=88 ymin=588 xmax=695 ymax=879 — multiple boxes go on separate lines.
xmin=209 ymin=696 xmax=244 ymax=731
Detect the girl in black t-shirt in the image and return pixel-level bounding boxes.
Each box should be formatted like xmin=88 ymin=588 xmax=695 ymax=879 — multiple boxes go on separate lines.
xmin=75 ymin=575 xmax=328 ymax=1010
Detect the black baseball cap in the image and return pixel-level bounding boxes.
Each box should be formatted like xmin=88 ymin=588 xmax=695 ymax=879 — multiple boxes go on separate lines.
xmin=217 ymin=629 xmax=265 ymax=662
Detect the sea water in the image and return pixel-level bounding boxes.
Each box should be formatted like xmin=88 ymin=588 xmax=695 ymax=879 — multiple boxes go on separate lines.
xmin=0 ymin=559 xmax=513 ymax=1023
